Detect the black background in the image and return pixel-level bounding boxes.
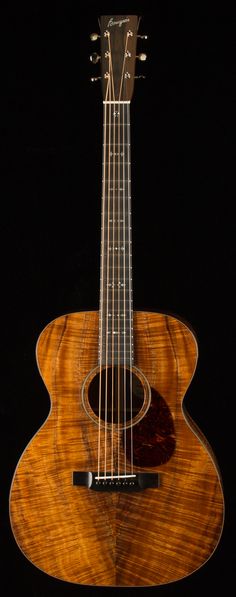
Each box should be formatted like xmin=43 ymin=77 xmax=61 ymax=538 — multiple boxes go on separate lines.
xmin=1 ymin=1 xmax=235 ymax=595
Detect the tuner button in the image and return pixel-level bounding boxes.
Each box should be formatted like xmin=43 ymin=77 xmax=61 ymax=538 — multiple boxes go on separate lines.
xmin=90 ymin=76 xmax=101 ymax=82
xmin=134 ymin=75 xmax=146 ymax=80
xmin=137 ymin=53 xmax=147 ymax=61
xmin=137 ymin=34 xmax=148 ymax=40
xmin=90 ymin=52 xmax=101 ymax=64
xmin=90 ymin=33 xmax=100 ymax=41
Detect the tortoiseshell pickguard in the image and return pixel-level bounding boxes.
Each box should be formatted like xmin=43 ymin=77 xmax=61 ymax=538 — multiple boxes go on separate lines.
xmin=125 ymin=388 xmax=176 ymax=467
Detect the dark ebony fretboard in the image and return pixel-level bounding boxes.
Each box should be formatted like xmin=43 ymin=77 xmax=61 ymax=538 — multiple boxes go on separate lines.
xmin=99 ymin=101 xmax=133 ymax=365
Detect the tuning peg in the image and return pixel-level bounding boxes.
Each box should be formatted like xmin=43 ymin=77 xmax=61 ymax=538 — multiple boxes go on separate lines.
xmin=90 ymin=33 xmax=100 ymax=41
xmin=134 ymin=75 xmax=146 ymax=80
xmin=90 ymin=76 xmax=101 ymax=82
xmin=137 ymin=53 xmax=147 ymax=61
xmin=90 ymin=52 xmax=101 ymax=64
xmin=137 ymin=34 xmax=148 ymax=40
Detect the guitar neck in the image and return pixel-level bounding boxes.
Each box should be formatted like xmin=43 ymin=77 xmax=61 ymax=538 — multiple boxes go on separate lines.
xmin=99 ymin=100 xmax=134 ymax=365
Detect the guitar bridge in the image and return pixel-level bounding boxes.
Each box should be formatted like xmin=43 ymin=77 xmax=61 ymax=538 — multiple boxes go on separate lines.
xmin=72 ymin=472 xmax=160 ymax=491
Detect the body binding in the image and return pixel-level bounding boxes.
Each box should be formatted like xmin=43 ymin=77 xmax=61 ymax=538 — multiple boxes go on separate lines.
xmin=9 ymin=310 xmax=224 ymax=586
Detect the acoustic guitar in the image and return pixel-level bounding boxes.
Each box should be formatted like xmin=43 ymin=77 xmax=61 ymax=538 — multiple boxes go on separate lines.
xmin=10 ymin=15 xmax=224 ymax=587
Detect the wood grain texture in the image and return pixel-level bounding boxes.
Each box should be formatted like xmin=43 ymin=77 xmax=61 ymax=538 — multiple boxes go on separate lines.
xmin=9 ymin=311 xmax=224 ymax=586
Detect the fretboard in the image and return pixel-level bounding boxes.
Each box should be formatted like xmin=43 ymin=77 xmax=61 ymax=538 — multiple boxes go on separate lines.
xmin=99 ymin=101 xmax=133 ymax=365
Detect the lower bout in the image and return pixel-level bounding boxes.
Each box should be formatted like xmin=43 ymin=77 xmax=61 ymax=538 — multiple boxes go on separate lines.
xmin=10 ymin=472 xmax=224 ymax=587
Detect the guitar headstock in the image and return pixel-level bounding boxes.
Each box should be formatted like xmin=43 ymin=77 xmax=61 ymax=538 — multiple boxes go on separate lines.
xmin=92 ymin=15 xmax=139 ymax=102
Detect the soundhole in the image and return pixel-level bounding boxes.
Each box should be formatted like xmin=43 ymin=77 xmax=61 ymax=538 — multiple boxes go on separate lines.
xmin=87 ymin=366 xmax=148 ymax=427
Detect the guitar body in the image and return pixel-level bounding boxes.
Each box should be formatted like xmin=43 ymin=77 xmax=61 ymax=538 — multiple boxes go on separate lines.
xmin=10 ymin=310 xmax=224 ymax=587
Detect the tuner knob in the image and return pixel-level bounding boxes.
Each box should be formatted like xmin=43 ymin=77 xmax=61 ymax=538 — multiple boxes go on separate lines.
xmin=137 ymin=34 xmax=148 ymax=40
xmin=90 ymin=52 xmax=101 ymax=64
xmin=137 ymin=53 xmax=147 ymax=61
xmin=134 ymin=75 xmax=146 ymax=80
xmin=90 ymin=76 xmax=101 ymax=82
xmin=90 ymin=32 xmax=100 ymax=41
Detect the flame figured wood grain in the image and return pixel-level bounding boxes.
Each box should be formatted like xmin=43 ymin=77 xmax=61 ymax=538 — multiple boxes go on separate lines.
xmin=10 ymin=311 xmax=224 ymax=586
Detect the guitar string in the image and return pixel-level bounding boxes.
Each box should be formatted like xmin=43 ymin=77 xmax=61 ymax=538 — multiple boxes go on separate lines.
xmin=110 ymin=53 xmax=116 ymax=479
xmin=117 ymin=100 xmax=121 ymax=478
xmin=122 ymin=99 xmax=127 ymax=476
xmin=111 ymin=100 xmax=114 ymax=480
xmin=104 ymin=34 xmax=116 ymax=479
xmin=119 ymin=34 xmax=130 ymax=477
xmin=98 ymin=72 xmax=109 ymax=480
xmin=127 ymin=102 xmax=133 ymax=474
xmin=104 ymin=57 xmax=112 ymax=480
